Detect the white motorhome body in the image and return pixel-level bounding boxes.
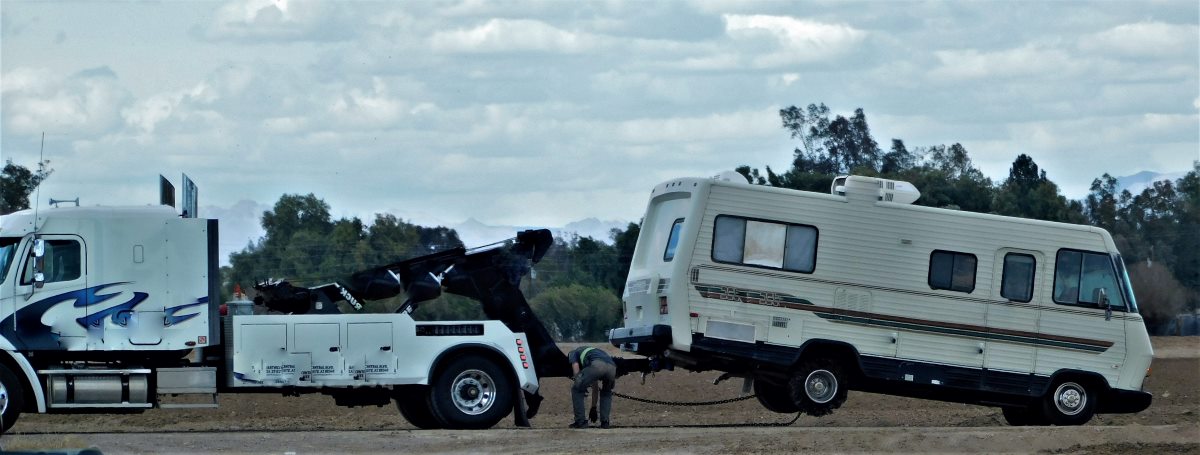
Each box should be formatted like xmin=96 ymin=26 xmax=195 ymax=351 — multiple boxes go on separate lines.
xmin=0 ymin=204 xmax=543 ymax=432
xmin=610 ymin=175 xmax=1153 ymax=425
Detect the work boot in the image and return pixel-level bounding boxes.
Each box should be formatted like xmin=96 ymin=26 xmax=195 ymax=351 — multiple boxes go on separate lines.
xmin=569 ymin=421 xmax=589 ymax=429
xmin=600 ymin=421 xmax=611 ymax=429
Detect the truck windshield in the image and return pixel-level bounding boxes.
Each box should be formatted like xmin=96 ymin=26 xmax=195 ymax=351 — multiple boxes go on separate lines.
xmin=0 ymin=237 xmax=18 ymax=285
xmin=1114 ymin=254 xmax=1139 ymax=314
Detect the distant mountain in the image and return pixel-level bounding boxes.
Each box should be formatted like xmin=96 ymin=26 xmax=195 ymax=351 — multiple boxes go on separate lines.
xmin=453 ymin=217 xmax=630 ymax=248
xmin=1115 ymin=171 xmax=1188 ymax=196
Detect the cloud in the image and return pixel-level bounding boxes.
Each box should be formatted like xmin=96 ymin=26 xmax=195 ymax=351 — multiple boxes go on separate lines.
xmin=1079 ymin=21 xmax=1199 ymax=59
xmin=611 ymin=107 xmax=779 ymax=144
xmin=930 ymin=45 xmax=1085 ymax=81
xmin=2 ymin=66 xmax=131 ymax=136
xmin=723 ymin=14 xmax=866 ymax=67
xmin=205 ymin=0 xmax=355 ymax=42
xmin=430 ymin=18 xmax=595 ymax=54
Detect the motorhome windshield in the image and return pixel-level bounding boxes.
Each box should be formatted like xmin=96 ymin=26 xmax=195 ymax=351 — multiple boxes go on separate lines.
xmin=1114 ymin=254 xmax=1139 ymax=314
xmin=0 ymin=237 xmax=18 ymax=285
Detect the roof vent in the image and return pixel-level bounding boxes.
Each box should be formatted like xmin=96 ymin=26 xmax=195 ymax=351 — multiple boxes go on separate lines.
xmin=832 ymin=175 xmax=921 ymax=204
xmin=714 ymin=170 xmax=750 ymax=184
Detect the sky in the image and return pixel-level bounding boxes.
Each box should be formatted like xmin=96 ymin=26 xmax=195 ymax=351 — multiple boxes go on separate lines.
xmin=2 ymin=0 xmax=1198 ymax=259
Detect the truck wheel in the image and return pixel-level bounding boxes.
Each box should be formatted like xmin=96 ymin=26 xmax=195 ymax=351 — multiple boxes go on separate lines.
xmin=394 ymin=386 xmax=442 ymax=429
xmin=428 ymin=355 xmax=513 ymax=429
xmin=1041 ymin=380 xmax=1095 ymax=426
xmin=788 ymin=359 xmax=847 ymax=417
xmin=1001 ymin=405 xmax=1048 ymax=426
xmin=753 ymin=378 xmax=799 ymax=413
xmin=0 ymin=364 xmax=24 ymax=434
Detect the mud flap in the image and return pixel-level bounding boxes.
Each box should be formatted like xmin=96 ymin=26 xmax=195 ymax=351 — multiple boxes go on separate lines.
xmin=514 ymin=389 xmax=531 ymax=428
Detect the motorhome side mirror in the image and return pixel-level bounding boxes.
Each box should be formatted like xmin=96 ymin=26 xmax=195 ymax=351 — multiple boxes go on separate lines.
xmin=33 ymin=272 xmax=45 ymax=289
xmin=32 ymin=239 xmax=45 ymax=258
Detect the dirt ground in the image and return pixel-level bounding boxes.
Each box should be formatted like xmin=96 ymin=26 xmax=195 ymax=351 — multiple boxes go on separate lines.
xmin=3 ymin=337 xmax=1197 ymax=453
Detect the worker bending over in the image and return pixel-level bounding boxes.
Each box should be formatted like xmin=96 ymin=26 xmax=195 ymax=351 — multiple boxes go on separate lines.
xmin=568 ymin=346 xmax=616 ymax=429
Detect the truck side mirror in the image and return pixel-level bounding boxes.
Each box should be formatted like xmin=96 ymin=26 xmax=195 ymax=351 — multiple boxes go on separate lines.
xmin=32 ymin=239 xmax=45 ymax=258
xmin=1094 ymin=288 xmax=1109 ymax=308
xmin=33 ymin=272 xmax=45 ymax=289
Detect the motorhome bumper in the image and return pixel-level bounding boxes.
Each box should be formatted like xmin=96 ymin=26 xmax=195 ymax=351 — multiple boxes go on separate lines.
xmin=1098 ymin=389 xmax=1152 ymax=414
xmin=609 ymin=325 xmax=672 ymax=353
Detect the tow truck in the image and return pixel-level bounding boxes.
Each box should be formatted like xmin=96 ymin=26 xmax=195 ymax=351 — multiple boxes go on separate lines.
xmin=0 ymin=176 xmax=592 ymax=432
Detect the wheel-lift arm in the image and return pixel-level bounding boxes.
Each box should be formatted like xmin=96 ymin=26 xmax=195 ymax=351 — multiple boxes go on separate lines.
xmin=253 ymin=229 xmax=573 ymax=379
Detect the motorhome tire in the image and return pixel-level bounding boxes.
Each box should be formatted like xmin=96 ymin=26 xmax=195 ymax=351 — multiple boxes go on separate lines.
xmin=753 ymin=378 xmax=800 ymax=413
xmin=1001 ymin=405 xmax=1048 ymax=426
xmin=1041 ymin=380 xmax=1095 ymax=426
xmin=0 ymin=363 xmax=24 ymax=434
xmin=788 ymin=359 xmax=847 ymax=417
xmin=394 ymin=385 xmax=442 ymax=429
xmin=428 ymin=355 xmax=513 ymax=429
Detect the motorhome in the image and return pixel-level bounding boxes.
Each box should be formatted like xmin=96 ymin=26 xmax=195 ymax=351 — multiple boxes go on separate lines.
xmin=609 ymin=173 xmax=1153 ymax=426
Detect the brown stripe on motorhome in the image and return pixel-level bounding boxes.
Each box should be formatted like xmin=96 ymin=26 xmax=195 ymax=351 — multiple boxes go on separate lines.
xmin=694 ymin=283 xmax=1114 ymax=351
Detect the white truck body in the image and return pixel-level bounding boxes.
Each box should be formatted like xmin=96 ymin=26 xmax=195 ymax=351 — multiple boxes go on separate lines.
xmin=610 ymin=174 xmax=1153 ymax=424
xmin=0 ymin=203 xmax=541 ymax=431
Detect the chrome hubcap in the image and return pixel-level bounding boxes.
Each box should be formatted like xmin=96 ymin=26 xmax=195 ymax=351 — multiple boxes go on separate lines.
xmin=805 ymin=369 xmax=837 ymax=404
xmin=0 ymin=380 xmax=7 ymax=415
xmin=451 ymin=369 xmax=494 ymax=415
xmin=1054 ymin=382 xmax=1086 ymax=416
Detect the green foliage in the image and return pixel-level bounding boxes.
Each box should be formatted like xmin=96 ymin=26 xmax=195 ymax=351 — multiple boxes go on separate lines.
xmin=528 ymin=284 xmax=622 ymax=342
xmin=993 ymin=154 xmax=1085 ymax=223
xmin=227 ymin=194 xmax=464 ymax=292
xmin=0 ymin=159 xmax=53 ymax=215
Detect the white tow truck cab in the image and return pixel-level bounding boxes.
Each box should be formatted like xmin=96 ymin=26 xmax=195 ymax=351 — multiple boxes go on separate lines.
xmin=610 ymin=173 xmax=1154 ymax=426
xmin=0 ymin=178 xmax=556 ymax=433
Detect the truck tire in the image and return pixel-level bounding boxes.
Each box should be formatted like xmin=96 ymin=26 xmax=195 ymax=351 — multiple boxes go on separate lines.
xmin=394 ymin=386 xmax=442 ymax=429
xmin=788 ymin=359 xmax=847 ymax=417
xmin=1001 ymin=405 xmax=1048 ymax=426
xmin=1040 ymin=380 xmax=1095 ymax=426
xmin=0 ymin=363 xmax=24 ymax=434
xmin=428 ymin=355 xmax=513 ymax=429
xmin=753 ymin=378 xmax=799 ymax=413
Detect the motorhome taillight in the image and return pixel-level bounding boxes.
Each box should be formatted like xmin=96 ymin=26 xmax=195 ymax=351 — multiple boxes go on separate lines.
xmin=689 ymin=312 xmax=698 ymax=318
xmin=659 ymin=296 xmax=668 ymax=315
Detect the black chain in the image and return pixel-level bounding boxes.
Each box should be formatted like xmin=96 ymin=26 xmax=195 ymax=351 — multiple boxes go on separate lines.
xmin=612 ymin=391 xmax=756 ymax=406
xmin=611 ymin=391 xmax=802 ymax=427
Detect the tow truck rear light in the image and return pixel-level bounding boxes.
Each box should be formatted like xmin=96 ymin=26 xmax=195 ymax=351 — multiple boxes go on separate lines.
xmin=518 ymin=339 xmax=529 ymax=369
xmin=659 ymin=296 xmax=668 ymax=315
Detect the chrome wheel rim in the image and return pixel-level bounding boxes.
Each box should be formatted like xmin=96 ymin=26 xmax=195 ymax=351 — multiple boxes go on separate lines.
xmin=1054 ymin=382 xmax=1086 ymax=416
xmin=805 ymin=369 xmax=837 ymax=404
xmin=0 ymin=379 xmax=7 ymax=415
xmin=450 ymin=369 xmax=494 ymax=415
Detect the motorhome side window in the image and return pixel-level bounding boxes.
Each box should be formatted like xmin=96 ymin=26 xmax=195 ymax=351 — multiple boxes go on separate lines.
xmin=663 ymin=218 xmax=685 ymax=262
xmin=928 ymin=250 xmax=976 ymax=293
xmin=21 ymin=239 xmax=82 ymax=284
xmin=712 ymin=215 xmax=817 ymax=273
xmin=1053 ymin=249 xmax=1127 ymax=310
xmin=1001 ymin=253 xmax=1036 ymax=302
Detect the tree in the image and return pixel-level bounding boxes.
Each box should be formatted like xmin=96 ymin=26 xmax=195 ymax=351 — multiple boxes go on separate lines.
xmin=993 ymin=154 xmax=1084 ymax=222
xmin=529 ymin=284 xmax=622 ymax=341
xmin=0 ymin=159 xmax=53 ymax=215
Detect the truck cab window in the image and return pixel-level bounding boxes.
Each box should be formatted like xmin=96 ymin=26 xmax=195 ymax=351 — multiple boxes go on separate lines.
xmin=22 ymin=239 xmax=82 ymax=284
xmin=663 ymin=219 xmax=685 ymax=262
xmin=0 ymin=237 xmax=19 ymax=285
xmin=1053 ymin=249 xmax=1127 ymax=310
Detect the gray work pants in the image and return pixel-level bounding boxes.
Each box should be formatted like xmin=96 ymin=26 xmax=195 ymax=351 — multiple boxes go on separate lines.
xmin=571 ymin=361 xmax=616 ymax=425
